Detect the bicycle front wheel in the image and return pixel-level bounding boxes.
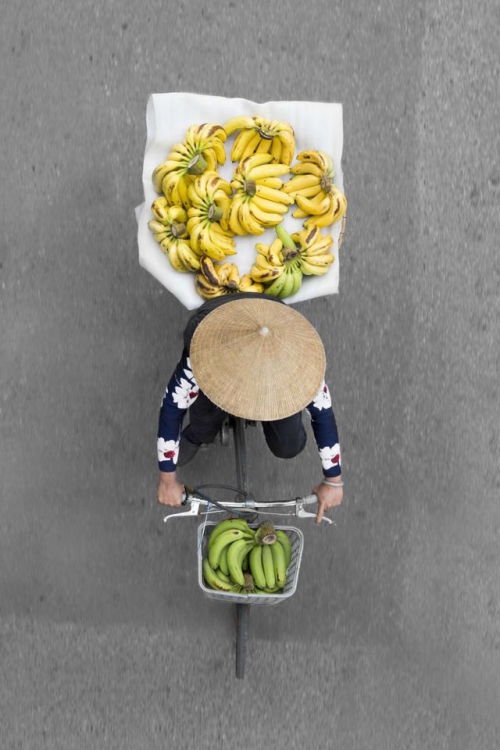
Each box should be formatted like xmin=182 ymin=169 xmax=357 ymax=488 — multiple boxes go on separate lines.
xmin=235 ymin=603 xmax=250 ymax=679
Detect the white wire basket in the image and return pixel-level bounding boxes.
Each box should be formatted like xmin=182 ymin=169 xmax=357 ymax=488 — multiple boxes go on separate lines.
xmin=197 ymin=521 xmax=304 ymax=606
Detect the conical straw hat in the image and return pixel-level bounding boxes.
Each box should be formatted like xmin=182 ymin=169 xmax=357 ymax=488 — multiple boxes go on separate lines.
xmin=189 ymin=298 xmax=326 ymax=421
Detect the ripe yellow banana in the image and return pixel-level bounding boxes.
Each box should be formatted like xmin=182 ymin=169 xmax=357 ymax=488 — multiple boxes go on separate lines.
xmin=254 ymin=184 xmax=293 ymax=205
xmin=250 ymin=263 xmax=283 ymax=283
xmin=296 ymin=149 xmax=332 ymax=172
xmin=237 ymin=153 xmax=273 ymax=174
xmin=238 ymin=274 xmax=264 ymax=292
xmin=196 ymin=274 xmax=225 ymax=298
xmin=304 ymin=190 xmax=347 ymax=228
xmin=282 ymin=174 xmax=321 ymax=194
xmin=240 ymin=131 xmax=260 ymax=160
xmin=178 ymin=244 xmax=201 ymax=272
xmin=231 ymin=128 xmax=256 ymax=161
xmin=249 ymin=203 xmax=284 ymax=226
xmin=223 ymin=115 xmax=258 ymax=136
xmin=258 ymin=177 xmax=283 ymax=189
xmin=300 ymin=253 xmax=334 ymax=269
xmin=239 ymin=201 xmax=265 ymax=235
xmin=256 ymin=138 xmax=272 ymax=154
xmin=247 ymin=164 xmax=289 ymax=180
xmin=251 ymin=195 xmax=289 ymax=215
xmin=290 ymin=161 xmax=324 ymax=177
xmin=296 ymin=193 xmax=333 ymax=216
xmin=292 ymin=208 xmax=308 ymax=219
xmin=270 ymin=138 xmax=282 ymax=162
xmin=167 ymin=243 xmax=189 ymax=272
xmin=227 ymin=197 xmax=247 ymax=235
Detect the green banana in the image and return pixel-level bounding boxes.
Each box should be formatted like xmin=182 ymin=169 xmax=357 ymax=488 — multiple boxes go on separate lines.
xmin=275 ymin=530 xmax=292 ymax=568
xmin=271 ymin=541 xmax=287 ymax=588
xmin=262 ymin=544 xmax=276 ymax=589
xmin=219 ymin=546 xmax=229 ymax=575
xmin=227 ymin=539 xmax=255 ymax=586
xmin=207 ymin=518 xmax=253 ymax=549
xmin=275 ymin=223 xmax=297 ymax=251
xmin=216 ymin=569 xmax=231 ymax=584
xmin=208 ymin=529 xmax=254 ymax=570
xmin=203 ymin=558 xmax=239 ymax=592
xmin=279 ymin=268 xmax=295 ymax=298
xmin=249 ymin=545 xmax=267 ymax=589
xmin=265 ymin=269 xmax=288 ymax=297
xmin=242 ymin=551 xmax=249 ymax=572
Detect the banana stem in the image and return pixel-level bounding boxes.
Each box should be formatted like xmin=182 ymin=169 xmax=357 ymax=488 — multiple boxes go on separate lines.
xmin=208 ymin=204 xmax=224 ymax=222
xmin=275 ymin=224 xmax=298 ymax=259
xmin=187 ymin=153 xmax=207 ymax=175
xmin=170 ymin=222 xmax=186 ymax=238
xmin=243 ymin=179 xmax=257 ymax=197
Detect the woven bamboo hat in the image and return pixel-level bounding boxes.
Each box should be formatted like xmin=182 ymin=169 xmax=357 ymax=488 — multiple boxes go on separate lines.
xmin=189 ymin=298 xmax=326 ymax=421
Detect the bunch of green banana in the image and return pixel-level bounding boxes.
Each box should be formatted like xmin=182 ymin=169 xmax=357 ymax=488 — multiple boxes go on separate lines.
xmin=148 ymin=198 xmax=201 ymax=272
xmin=249 ymin=224 xmax=303 ymax=298
xmin=228 ymin=154 xmax=292 ymax=236
xmin=152 ymin=123 xmax=227 ymax=208
xmin=195 ymin=256 xmax=264 ymax=300
xmin=224 ymin=115 xmax=296 ymax=165
xmin=283 ymin=150 xmax=347 ymax=227
xmin=248 ymin=523 xmax=292 ymax=592
xmin=186 ymin=171 xmax=236 ymax=260
xmin=203 ymin=519 xmax=293 ymax=594
xmin=203 ymin=518 xmax=256 ymax=592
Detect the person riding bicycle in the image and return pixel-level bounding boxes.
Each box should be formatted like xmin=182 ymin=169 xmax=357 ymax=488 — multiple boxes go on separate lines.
xmin=156 ymin=293 xmax=343 ymax=524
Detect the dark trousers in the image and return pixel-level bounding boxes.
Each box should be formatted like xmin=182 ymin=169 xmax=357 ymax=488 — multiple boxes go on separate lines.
xmin=182 ymin=391 xmax=307 ymax=459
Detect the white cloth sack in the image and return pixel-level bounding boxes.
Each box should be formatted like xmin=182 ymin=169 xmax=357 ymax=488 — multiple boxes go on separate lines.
xmin=135 ymin=92 xmax=344 ymax=310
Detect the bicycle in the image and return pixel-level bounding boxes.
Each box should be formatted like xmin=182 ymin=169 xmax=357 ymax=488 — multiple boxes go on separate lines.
xmin=162 ymin=415 xmax=333 ymax=679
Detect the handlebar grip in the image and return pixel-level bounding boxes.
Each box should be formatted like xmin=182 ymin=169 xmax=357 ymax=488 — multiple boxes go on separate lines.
xmin=301 ymin=494 xmax=318 ymax=505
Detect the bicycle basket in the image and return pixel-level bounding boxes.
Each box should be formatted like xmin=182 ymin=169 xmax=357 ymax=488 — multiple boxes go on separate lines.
xmin=197 ymin=522 xmax=304 ymax=606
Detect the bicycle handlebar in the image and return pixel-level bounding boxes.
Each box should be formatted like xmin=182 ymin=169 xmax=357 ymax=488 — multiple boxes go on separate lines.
xmin=162 ymin=491 xmax=334 ymax=525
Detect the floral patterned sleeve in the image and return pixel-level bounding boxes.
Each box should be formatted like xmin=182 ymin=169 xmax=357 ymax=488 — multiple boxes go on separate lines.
xmin=305 ymin=379 xmax=342 ymax=478
xmin=157 ymin=348 xmax=200 ymax=472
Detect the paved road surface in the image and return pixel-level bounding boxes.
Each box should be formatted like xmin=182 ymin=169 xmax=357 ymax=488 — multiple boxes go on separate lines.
xmin=1 ymin=1 xmax=499 ymax=747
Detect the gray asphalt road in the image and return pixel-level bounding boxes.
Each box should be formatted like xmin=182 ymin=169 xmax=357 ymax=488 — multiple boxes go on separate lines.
xmin=1 ymin=1 xmax=499 ymax=748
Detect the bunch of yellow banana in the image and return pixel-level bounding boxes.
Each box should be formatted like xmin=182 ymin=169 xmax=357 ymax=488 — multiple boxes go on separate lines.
xmin=228 ymin=154 xmax=292 ymax=235
xmin=283 ymin=150 xmax=347 ymax=228
xmin=148 ymin=198 xmax=201 ymax=272
xmin=290 ymin=225 xmax=335 ymax=276
xmin=224 ymin=115 xmax=296 ymax=165
xmin=152 ymin=123 xmax=227 ymax=208
xmin=202 ymin=519 xmax=292 ymax=594
xmin=186 ymin=171 xmax=236 ymax=261
xmin=195 ymin=256 xmax=264 ymax=299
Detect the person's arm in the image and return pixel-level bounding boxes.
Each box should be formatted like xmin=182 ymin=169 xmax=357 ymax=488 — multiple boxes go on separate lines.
xmin=305 ymin=378 xmax=343 ymax=522
xmin=157 ymin=348 xmax=199 ymax=505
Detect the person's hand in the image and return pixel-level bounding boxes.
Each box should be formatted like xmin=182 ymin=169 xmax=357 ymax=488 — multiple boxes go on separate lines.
xmin=312 ymin=479 xmax=343 ymax=524
xmin=157 ymin=472 xmax=185 ymax=507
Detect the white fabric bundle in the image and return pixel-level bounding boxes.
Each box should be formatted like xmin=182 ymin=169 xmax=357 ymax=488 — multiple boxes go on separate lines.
xmin=135 ymin=92 xmax=344 ymax=310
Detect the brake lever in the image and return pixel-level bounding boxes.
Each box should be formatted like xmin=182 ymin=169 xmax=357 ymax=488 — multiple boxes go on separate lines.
xmin=162 ymin=489 xmax=202 ymax=524
xmin=296 ymin=502 xmax=333 ymax=525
